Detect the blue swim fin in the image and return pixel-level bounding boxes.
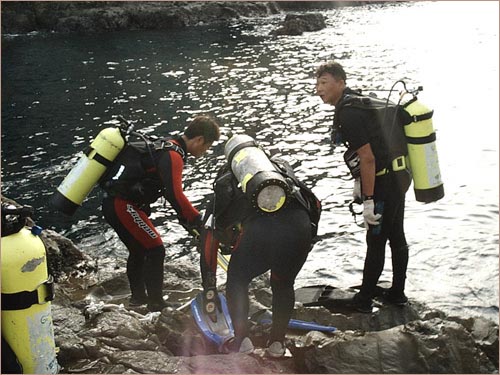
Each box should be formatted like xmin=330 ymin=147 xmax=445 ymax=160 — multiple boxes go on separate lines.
xmin=252 ymin=310 xmax=336 ymax=333
xmin=190 ymin=292 xmax=234 ymax=352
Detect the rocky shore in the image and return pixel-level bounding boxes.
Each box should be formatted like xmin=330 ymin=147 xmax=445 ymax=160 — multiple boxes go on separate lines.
xmin=49 ymin=230 xmax=499 ymax=373
xmin=1 ymin=1 xmax=366 ymax=35
xmin=3 ymin=193 xmax=491 ymax=374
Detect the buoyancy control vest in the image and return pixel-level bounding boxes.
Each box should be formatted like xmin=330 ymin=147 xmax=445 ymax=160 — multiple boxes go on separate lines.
xmin=334 ymin=90 xmax=409 ymax=179
xmin=212 ymin=157 xmax=322 ymax=240
xmin=99 ymin=136 xmax=186 ymax=205
xmin=333 ymin=88 xmax=444 ymax=203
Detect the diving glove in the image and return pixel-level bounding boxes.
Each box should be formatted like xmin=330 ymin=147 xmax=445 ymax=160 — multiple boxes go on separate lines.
xmin=178 ymin=214 xmax=203 ymax=238
xmin=362 ymin=199 xmax=381 ymax=228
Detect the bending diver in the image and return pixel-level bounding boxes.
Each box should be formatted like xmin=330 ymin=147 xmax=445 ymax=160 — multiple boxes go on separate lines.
xmin=197 ymin=134 xmax=321 ymax=357
xmin=100 ymin=116 xmax=220 ymax=312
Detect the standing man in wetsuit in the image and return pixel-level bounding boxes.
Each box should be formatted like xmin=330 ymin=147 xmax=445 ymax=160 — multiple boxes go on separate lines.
xmin=315 ymin=61 xmax=411 ymax=313
xmin=102 ymin=115 xmax=220 ymax=312
xmin=199 ymin=154 xmax=318 ymax=357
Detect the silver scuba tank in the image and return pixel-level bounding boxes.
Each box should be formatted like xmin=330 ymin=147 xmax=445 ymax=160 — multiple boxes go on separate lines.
xmin=224 ymin=134 xmax=289 ymax=213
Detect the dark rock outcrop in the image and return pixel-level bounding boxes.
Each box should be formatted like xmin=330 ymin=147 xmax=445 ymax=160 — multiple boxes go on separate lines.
xmin=1 ymin=1 xmax=378 ymax=35
xmin=1 ymin=1 xmax=280 ymax=34
xmin=51 ymin=272 xmax=499 ymax=374
xmin=272 ymin=13 xmax=326 ymax=36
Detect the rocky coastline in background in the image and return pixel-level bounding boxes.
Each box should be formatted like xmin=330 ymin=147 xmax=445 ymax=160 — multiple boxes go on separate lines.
xmin=1 ymin=1 xmax=365 ymax=35
xmin=2 ymin=196 xmax=498 ymax=374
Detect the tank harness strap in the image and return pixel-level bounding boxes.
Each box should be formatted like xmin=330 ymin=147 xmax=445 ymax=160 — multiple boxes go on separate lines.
xmin=406 ymin=132 xmax=437 ymax=145
xmin=376 ymin=155 xmax=408 ymax=176
xmin=226 ymin=140 xmax=258 ymax=166
xmin=85 ymin=147 xmax=114 ymax=167
xmin=271 ymin=160 xmax=309 ymax=210
xmin=161 ymin=140 xmax=187 ymax=162
xmin=403 ymin=96 xmax=434 ymax=122
xmin=411 ymin=110 xmax=433 ymax=123
xmin=1 ymin=275 xmax=54 ymax=311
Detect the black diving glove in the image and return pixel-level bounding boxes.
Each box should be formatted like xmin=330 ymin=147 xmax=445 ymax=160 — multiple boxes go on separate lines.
xmin=178 ymin=214 xmax=203 ymax=238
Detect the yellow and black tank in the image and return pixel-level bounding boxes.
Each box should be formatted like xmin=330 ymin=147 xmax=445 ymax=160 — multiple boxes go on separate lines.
xmin=402 ymin=97 xmax=444 ymax=203
xmin=50 ymin=126 xmax=126 ymax=215
xmin=224 ymin=134 xmax=289 ymax=213
xmin=1 ymin=204 xmax=59 ymax=374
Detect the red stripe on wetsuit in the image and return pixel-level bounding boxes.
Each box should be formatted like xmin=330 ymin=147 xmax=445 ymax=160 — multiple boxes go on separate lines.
xmin=202 ymin=228 xmax=220 ymax=274
xmin=156 ymin=140 xmax=200 ymax=223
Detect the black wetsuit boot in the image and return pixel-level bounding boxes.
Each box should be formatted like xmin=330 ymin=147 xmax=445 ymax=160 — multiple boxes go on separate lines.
xmin=144 ymin=246 xmax=168 ymax=312
xmin=269 ymin=282 xmax=295 ymax=343
xmin=127 ymin=249 xmax=148 ymax=305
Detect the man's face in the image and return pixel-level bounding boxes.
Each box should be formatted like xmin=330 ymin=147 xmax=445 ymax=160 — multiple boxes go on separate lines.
xmin=190 ymin=136 xmax=213 ymax=158
xmin=316 ymin=72 xmax=345 ymax=106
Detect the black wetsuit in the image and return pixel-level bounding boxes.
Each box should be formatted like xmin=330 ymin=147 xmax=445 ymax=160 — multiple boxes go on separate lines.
xmin=200 ymin=163 xmax=313 ymax=344
xmin=101 ymin=136 xmax=201 ymax=307
xmin=336 ymin=88 xmax=411 ymax=298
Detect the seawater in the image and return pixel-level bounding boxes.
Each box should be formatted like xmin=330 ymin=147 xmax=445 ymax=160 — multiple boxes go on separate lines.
xmin=2 ymin=1 xmax=498 ymax=322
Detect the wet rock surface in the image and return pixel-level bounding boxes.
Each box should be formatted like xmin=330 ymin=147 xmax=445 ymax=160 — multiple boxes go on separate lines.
xmin=2 ymin=197 xmax=498 ymax=373
xmin=45 ymin=233 xmax=497 ymax=373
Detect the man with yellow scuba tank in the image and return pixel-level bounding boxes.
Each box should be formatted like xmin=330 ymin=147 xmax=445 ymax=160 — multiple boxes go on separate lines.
xmin=100 ymin=115 xmax=220 ymax=312
xmin=198 ymin=135 xmax=321 ymax=357
xmin=316 ymin=61 xmax=411 ymax=313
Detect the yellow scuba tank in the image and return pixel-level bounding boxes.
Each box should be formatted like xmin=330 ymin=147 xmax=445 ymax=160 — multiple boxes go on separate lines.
xmin=1 ymin=204 xmax=59 ymax=374
xmin=402 ymin=97 xmax=444 ymax=203
xmin=224 ymin=134 xmax=289 ymax=213
xmin=50 ymin=126 xmax=126 ymax=215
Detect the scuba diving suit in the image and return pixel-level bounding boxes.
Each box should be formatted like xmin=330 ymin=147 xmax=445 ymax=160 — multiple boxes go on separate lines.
xmin=200 ymin=160 xmax=314 ymax=345
xmin=101 ymin=136 xmax=201 ymax=309
xmin=334 ymin=88 xmax=411 ymax=301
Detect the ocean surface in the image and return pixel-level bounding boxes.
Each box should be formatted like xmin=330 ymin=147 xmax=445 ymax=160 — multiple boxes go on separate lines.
xmin=2 ymin=1 xmax=498 ymax=322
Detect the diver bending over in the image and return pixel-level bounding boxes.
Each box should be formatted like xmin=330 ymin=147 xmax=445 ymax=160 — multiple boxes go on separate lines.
xmin=199 ymin=152 xmax=320 ymax=357
xmin=102 ymin=116 xmax=220 ymax=312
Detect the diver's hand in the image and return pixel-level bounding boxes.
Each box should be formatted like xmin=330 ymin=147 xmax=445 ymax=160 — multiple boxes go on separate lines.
xmin=362 ymin=199 xmax=381 ymax=228
xmin=178 ymin=214 xmax=203 ymax=238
